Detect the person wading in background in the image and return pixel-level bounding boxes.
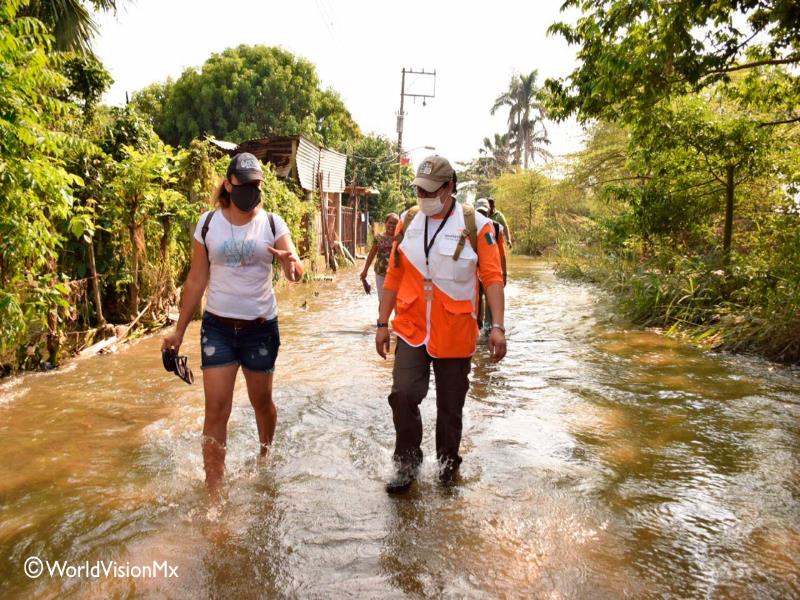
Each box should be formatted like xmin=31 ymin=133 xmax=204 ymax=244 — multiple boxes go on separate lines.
xmin=375 ymin=155 xmax=507 ymax=494
xmin=360 ymin=213 xmax=400 ymax=302
xmin=488 ymin=197 xmax=512 ymax=249
xmin=476 ymin=197 xmax=508 ymax=332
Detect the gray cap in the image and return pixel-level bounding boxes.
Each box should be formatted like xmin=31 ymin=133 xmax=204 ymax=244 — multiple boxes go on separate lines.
xmin=227 ymin=152 xmax=264 ymax=184
xmin=411 ymin=155 xmax=454 ymax=192
xmin=475 ymin=198 xmax=491 ymax=213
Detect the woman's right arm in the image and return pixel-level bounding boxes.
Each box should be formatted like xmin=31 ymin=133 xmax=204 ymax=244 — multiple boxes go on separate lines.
xmin=361 ymin=242 xmax=379 ymax=279
xmin=162 ymin=240 xmax=210 ymax=352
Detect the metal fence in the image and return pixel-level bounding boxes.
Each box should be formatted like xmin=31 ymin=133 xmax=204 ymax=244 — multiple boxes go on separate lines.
xmin=341 ymin=206 xmax=355 ymax=256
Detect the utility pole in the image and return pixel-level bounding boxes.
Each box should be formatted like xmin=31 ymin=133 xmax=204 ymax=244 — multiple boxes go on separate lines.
xmin=396 ymin=67 xmax=436 ymax=161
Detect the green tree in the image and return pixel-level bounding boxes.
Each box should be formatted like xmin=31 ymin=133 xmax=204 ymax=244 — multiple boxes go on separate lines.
xmin=456 ymin=133 xmax=515 ymax=199
xmin=492 ymin=70 xmax=551 ymax=168
xmin=545 ymin=0 xmax=800 ymax=124
xmin=19 ymin=0 xmax=120 ymax=54
xmin=480 ymin=133 xmax=513 ymax=176
xmin=131 ymin=45 xmax=361 ymax=149
xmin=345 ymin=134 xmax=413 ymax=219
xmin=0 ymin=1 xmax=86 ymax=356
xmin=544 ymin=1 xmax=800 ymax=361
xmin=59 ymin=53 xmax=113 ymax=119
xmin=107 ymin=143 xmax=189 ymax=317
xmin=545 ymin=0 xmax=798 ymax=261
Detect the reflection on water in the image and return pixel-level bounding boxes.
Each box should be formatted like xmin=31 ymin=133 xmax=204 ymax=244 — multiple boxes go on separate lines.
xmin=1 ymin=257 xmax=798 ymax=598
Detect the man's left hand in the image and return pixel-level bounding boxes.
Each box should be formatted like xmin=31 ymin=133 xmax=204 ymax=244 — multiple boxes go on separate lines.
xmin=488 ymin=328 xmax=507 ymax=362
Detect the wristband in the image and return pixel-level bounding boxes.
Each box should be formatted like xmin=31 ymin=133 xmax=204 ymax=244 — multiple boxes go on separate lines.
xmin=491 ymin=323 xmax=505 ymax=333
xmin=377 ymin=321 xmax=389 ymax=328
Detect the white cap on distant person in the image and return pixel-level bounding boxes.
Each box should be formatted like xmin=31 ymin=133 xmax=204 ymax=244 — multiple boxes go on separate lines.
xmin=475 ymin=198 xmax=491 ymax=214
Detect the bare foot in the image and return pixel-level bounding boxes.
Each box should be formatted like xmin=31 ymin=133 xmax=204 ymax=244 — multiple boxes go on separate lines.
xmin=202 ymin=435 xmax=226 ymax=499
xmin=257 ymin=443 xmax=270 ymax=466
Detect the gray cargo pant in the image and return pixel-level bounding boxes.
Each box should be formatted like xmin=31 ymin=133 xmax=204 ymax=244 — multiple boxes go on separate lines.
xmin=388 ymin=338 xmax=472 ymax=469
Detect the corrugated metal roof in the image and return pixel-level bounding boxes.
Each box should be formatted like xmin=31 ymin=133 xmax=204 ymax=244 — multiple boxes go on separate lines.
xmin=236 ymin=137 xmax=294 ymax=178
xmin=319 ymin=147 xmax=347 ymax=193
xmin=295 ymin=137 xmax=320 ymax=192
xmin=209 ymin=138 xmax=239 ymax=153
xmin=226 ymin=135 xmax=347 ymax=193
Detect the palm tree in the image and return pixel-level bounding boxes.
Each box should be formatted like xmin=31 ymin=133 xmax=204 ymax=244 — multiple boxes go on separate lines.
xmin=19 ymin=0 xmax=119 ymax=54
xmin=510 ymin=120 xmax=552 ymax=166
xmin=479 ymin=133 xmax=513 ymax=177
xmin=491 ymin=70 xmax=550 ymax=169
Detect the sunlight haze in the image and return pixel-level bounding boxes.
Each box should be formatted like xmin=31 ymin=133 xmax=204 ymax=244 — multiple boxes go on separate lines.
xmin=94 ymin=0 xmax=584 ymax=167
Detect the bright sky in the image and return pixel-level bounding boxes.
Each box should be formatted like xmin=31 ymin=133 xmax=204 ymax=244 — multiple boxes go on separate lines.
xmin=94 ymin=0 xmax=585 ymax=168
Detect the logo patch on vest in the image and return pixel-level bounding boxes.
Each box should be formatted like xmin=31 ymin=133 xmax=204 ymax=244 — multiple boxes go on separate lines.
xmin=484 ymin=232 xmax=495 ymax=245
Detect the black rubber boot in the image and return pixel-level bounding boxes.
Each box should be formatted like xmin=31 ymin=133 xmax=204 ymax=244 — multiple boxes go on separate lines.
xmin=385 ymin=464 xmax=418 ymax=494
xmin=438 ymin=457 xmax=461 ymax=486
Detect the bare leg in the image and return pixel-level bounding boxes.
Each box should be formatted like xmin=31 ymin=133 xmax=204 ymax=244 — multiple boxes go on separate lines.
xmin=243 ymin=369 xmax=276 ymax=458
xmin=202 ymin=364 xmax=238 ymax=496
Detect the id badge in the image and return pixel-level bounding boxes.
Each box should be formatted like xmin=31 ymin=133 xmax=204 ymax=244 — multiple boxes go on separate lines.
xmin=423 ymin=278 xmax=434 ymax=302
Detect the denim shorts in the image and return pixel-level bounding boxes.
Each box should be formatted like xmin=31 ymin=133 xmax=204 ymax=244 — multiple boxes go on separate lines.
xmin=200 ymin=312 xmax=281 ymax=373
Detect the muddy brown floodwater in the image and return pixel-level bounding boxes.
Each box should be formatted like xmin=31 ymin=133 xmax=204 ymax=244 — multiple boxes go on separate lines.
xmin=1 ymin=257 xmax=798 ymax=598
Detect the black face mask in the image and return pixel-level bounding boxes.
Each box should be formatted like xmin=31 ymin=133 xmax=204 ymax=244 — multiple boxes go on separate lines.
xmin=231 ymin=184 xmax=261 ymax=212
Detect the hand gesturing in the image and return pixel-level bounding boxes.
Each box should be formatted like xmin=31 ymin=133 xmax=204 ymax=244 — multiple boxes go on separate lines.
xmin=267 ymin=245 xmax=299 ymax=281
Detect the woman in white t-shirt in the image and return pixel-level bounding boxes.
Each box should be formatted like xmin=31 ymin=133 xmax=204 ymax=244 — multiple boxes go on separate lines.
xmin=162 ymin=152 xmax=304 ymax=495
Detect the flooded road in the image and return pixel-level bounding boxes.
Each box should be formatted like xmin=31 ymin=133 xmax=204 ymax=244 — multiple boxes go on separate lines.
xmin=1 ymin=257 xmax=799 ymax=598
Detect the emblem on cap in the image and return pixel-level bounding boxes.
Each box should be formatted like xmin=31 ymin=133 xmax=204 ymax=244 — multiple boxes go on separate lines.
xmin=420 ymin=161 xmax=433 ymax=175
xmin=240 ymin=158 xmax=260 ymax=170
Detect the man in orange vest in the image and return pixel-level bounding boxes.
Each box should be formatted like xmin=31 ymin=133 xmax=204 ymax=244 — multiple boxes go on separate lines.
xmin=375 ymin=155 xmax=507 ymax=493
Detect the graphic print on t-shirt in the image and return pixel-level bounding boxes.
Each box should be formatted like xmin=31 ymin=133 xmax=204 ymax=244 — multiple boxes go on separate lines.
xmin=223 ymin=238 xmax=257 ymax=267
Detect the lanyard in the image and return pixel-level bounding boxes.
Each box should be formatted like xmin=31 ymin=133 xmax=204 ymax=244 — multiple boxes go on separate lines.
xmin=423 ymin=199 xmax=455 ymax=267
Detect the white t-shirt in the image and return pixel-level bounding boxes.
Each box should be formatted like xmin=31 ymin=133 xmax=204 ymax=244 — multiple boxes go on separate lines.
xmin=194 ymin=208 xmax=290 ymax=320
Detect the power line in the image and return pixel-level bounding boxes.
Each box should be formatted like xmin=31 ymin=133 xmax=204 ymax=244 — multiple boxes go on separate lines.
xmin=397 ymin=68 xmax=436 ymax=159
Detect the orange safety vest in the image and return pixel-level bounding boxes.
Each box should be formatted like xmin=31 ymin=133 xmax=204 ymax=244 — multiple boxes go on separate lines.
xmin=383 ymin=202 xmax=504 ymax=358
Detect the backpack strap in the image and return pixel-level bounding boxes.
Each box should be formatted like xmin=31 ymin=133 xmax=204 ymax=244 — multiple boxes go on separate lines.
xmin=392 ymin=206 xmax=420 ymax=268
xmin=452 ymin=203 xmax=478 ymax=261
xmin=201 ymin=210 xmax=216 ymax=260
xmin=267 ymin=212 xmax=277 ymax=264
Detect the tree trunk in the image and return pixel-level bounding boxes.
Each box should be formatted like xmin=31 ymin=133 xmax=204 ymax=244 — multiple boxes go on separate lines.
xmin=723 ymin=164 xmax=734 ymax=265
xmin=523 ymin=109 xmax=530 ymax=170
xmin=160 ymin=215 xmax=174 ymax=298
xmin=46 ymin=256 xmax=59 ymax=366
xmin=128 ymin=222 xmax=140 ymax=318
xmin=86 ymin=236 xmax=105 ymax=326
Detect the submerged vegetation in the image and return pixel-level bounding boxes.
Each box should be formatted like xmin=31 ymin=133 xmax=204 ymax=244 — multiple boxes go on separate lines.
xmin=465 ymin=0 xmax=800 ymax=363
xmin=0 ymin=0 xmax=363 ymax=375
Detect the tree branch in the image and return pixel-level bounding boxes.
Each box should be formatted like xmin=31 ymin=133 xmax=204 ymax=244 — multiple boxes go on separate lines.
xmin=759 ymin=115 xmax=800 ymax=127
xmin=595 ymin=175 xmax=652 ymax=185
xmin=710 ymin=55 xmax=800 ymax=74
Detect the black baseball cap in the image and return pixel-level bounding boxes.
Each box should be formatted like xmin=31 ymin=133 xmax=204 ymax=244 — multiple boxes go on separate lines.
xmin=226 ymin=152 xmax=264 ymax=184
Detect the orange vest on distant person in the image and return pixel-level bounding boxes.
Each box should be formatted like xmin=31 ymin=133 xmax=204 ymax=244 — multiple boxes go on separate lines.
xmin=383 ymin=202 xmax=504 ymax=358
